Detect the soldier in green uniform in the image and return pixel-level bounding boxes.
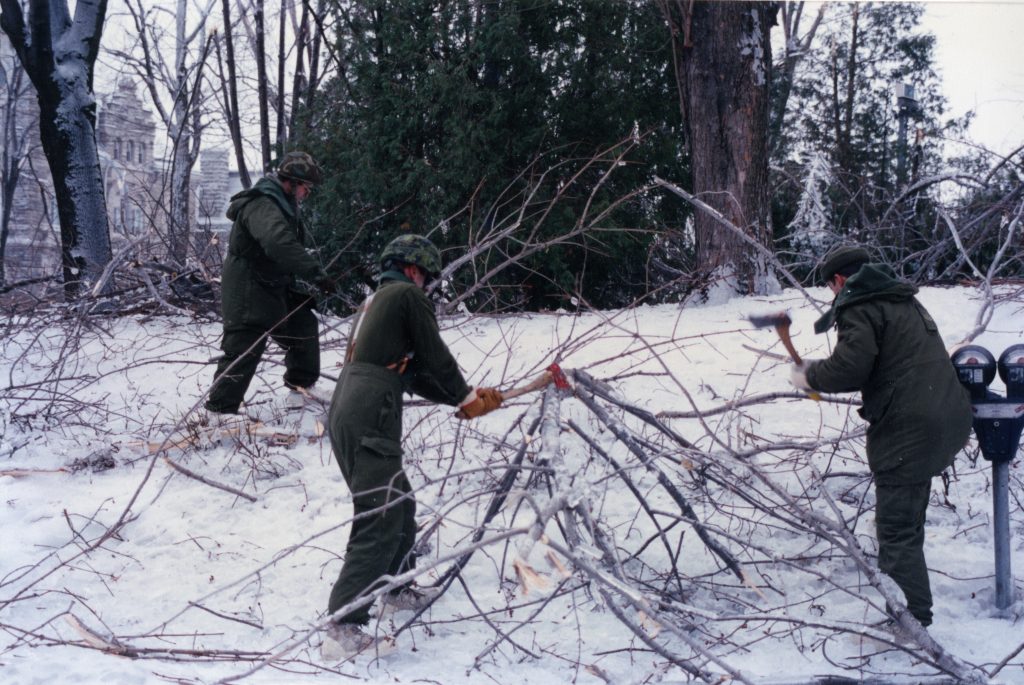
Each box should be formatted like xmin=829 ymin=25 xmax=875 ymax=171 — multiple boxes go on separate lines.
xmin=205 ymin=151 xmax=334 ymax=416
xmin=790 ymin=245 xmax=972 ymax=629
xmin=321 ymin=234 xmax=503 ymax=659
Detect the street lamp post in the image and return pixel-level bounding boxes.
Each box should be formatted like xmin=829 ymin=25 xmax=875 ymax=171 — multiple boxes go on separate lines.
xmin=894 ymin=83 xmax=922 ymax=189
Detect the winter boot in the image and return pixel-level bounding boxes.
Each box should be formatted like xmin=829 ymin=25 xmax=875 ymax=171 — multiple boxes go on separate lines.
xmin=188 ymin=409 xmax=246 ymax=446
xmin=285 ymin=386 xmax=332 ymax=412
xmin=320 ymin=622 xmax=393 ymax=661
xmin=285 ymin=390 xmax=306 ymax=412
xmin=382 ymin=585 xmax=442 ymax=611
xmin=868 ymin=618 xmax=920 ymax=647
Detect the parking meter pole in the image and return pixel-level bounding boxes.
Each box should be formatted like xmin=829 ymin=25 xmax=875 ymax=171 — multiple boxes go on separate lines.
xmin=992 ymin=461 xmax=1014 ymax=609
xmin=951 ymin=344 xmax=1024 ymax=615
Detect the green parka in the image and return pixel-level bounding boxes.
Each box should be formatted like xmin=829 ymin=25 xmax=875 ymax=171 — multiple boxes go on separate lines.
xmin=806 ymin=264 xmax=971 ymax=485
xmin=221 ymin=177 xmax=325 ymax=329
xmin=342 ymin=272 xmax=472 ymax=406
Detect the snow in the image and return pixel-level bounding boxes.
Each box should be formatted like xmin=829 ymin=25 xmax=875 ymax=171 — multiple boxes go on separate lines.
xmin=1 ymin=285 xmax=1023 ymax=684
xmin=789 ymin=152 xmax=834 ymax=258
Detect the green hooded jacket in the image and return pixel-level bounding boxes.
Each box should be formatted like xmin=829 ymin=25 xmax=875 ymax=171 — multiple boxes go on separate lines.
xmin=343 ymin=272 xmax=472 ymax=406
xmin=806 ymin=264 xmax=971 ymax=484
xmin=220 ymin=176 xmax=325 ymax=329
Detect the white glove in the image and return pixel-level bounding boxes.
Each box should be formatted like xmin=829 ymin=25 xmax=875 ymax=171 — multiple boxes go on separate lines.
xmin=789 ymin=362 xmax=812 ymax=391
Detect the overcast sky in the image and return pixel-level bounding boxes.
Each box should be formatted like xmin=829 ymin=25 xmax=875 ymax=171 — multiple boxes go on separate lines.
xmin=922 ymin=1 xmax=1024 ymax=156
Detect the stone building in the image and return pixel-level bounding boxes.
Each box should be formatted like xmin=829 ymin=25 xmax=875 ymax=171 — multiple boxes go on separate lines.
xmin=97 ymin=79 xmax=163 ymax=242
xmin=197 ymin=148 xmax=244 ymax=235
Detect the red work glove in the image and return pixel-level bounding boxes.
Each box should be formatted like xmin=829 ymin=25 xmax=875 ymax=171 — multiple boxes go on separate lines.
xmin=456 ymin=388 xmax=503 ymax=420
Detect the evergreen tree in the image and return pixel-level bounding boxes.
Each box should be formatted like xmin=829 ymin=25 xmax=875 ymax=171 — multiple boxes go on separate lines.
xmin=771 ymin=2 xmax=970 ymax=278
xmin=300 ymin=0 xmax=684 ymax=311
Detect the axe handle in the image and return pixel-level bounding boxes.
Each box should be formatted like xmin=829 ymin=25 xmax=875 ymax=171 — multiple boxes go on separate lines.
xmin=502 ymin=370 xmax=553 ymax=401
xmin=776 ymin=324 xmax=821 ymax=401
xmin=775 ymin=324 xmax=803 ymax=366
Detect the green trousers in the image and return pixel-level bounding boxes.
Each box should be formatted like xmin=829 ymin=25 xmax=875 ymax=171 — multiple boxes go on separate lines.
xmin=327 ymin=363 xmax=417 ymax=624
xmin=875 ymin=481 xmax=934 ymax=626
xmin=206 ymin=298 xmax=319 ymax=413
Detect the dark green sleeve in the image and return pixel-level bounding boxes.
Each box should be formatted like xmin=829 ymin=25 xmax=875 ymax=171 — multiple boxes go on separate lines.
xmin=241 ymin=197 xmax=324 ymax=279
xmin=805 ymin=304 xmax=880 ymax=393
xmin=402 ymin=288 xmax=472 ymax=406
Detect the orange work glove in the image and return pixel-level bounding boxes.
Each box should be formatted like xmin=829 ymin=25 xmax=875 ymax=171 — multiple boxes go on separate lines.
xmin=456 ymin=388 xmax=503 ymax=420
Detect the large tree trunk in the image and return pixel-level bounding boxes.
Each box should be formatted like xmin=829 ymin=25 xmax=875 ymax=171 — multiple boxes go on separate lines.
xmin=664 ymin=1 xmax=775 ymax=295
xmin=1 ymin=0 xmax=111 ymax=298
xmin=37 ymin=97 xmax=111 ymax=296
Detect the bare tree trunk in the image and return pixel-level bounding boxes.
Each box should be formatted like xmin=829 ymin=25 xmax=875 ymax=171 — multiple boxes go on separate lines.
xmin=0 ymin=50 xmax=31 ymax=288
xmin=218 ymin=0 xmax=251 ymax=188
xmin=167 ymin=0 xmax=193 ymax=267
xmin=839 ymin=3 xmax=860 ymax=171
xmin=1 ymin=0 xmax=112 ymax=298
xmin=304 ymin=0 xmax=325 ymax=115
xmin=274 ymin=0 xmax=287 ymax=155
xmin=123 ymin=0 xmax=213 ymax=267
xmin=662 ymin=1 xmax=775 ymax=295
xmin=254 ymin=0 xmax=272 ymax=173
xmin=770 ymin=2 xmax=826 ymax=157
xmin=288 ymin=0 xmax=309 ymax=139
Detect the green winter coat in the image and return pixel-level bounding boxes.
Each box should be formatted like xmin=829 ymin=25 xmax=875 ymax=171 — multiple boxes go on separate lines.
xmin=221 ymin=177 xmax=324 ymax=330
xmin=806 ymin=264 xmax=971 ymax=485
xmin=341 ymin=272 xmax=472 ymax=405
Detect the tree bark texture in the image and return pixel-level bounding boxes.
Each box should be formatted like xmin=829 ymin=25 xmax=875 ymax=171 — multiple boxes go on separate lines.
xmin=0 ymin=0 xmax=111 ymax=297
xmin=664 ymin=1 xmax=775 ymax=295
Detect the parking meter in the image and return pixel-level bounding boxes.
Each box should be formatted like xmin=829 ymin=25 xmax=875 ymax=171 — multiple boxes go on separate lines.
xmin=951 ymin=345 xmax=996 ymax=401
xmin=951 ymin=344 xmax=1024 ymax=611
xmin=998 ymin=344 xmax=1024 ymax=399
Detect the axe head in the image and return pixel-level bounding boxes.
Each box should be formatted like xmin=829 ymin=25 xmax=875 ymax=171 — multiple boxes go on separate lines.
xmin=747 ymin=312 xmax=792 ymax=329
xmin=546 ymin=362 xmax=570 ymax=391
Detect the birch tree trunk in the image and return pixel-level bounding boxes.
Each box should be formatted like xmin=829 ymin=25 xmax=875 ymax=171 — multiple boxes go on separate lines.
xmin=0 ymin=0 xmax=111 ymax=297
xmin=662 ymin=1 xmax=775 ymax=295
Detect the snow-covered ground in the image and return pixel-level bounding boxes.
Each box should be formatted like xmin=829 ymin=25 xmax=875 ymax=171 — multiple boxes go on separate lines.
xmin=1 ymin=284 xmax=1022 ymax=684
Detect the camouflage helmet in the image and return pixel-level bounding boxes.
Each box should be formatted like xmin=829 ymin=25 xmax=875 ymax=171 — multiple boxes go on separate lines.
xmin=380 ymin=234 xmax=442 ymax=277
xmin=277 ymin=151 xmax=323 ymax=185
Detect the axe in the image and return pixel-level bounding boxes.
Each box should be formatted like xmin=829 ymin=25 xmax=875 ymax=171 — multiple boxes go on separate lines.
xmin=455 ymin=363 xmax=570 ymax=418
xmin=502 ymin=362 xmax=571 ymax=401
xmin=747 ymin=312 xmax=821 ymax=401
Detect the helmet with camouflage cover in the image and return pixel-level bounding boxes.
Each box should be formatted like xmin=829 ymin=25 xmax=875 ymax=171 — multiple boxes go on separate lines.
xmin=380 ymin=234 xmax=442 ymax=278
xmin=277 ymin=151 xmax=323 ymax=185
